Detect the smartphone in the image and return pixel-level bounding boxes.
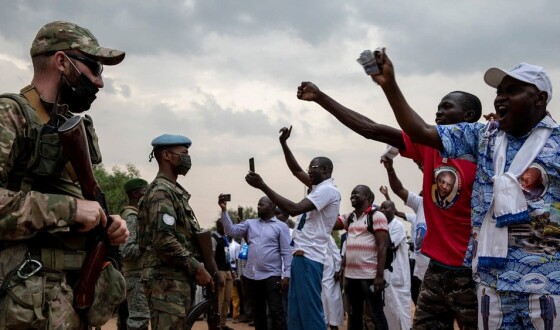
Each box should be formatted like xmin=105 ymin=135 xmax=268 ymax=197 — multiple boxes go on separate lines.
xmin=249 ymin=157 xmax=255 ymax=172
xmin=222 ymin=194 xmax=231 ymax=202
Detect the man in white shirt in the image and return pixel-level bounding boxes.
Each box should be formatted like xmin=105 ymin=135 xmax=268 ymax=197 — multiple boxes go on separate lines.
xmin=380 ymin=158 xmax=429 ymax=306
xmin=246 ymin=154 xmax=340 ymax=330
xmin=380 ymin=200 xmax=412 ymax=330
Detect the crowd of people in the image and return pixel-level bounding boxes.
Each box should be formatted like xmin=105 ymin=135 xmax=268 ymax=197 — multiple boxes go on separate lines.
xmin=0 ymin=19 xmax=558 ymax=330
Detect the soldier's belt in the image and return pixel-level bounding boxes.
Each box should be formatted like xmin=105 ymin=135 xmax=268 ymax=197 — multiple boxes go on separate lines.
xmin=30 ymin=248 xmax=86 ymax=271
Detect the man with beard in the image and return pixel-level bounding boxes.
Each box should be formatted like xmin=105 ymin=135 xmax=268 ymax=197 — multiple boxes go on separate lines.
xmin=246 ymin=147 xmax=341 ymax=330
xmin=0 ymin=21 xmax=129 ymax=328
xmin=218 ymin=195 xmax=292 ymax=330
xmin=137 ymin=134 xmax=212 ymax=330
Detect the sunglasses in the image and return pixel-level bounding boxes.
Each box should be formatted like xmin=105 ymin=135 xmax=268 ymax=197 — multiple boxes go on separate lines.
xmin=65 ymin=53 xmax=103 ymax=76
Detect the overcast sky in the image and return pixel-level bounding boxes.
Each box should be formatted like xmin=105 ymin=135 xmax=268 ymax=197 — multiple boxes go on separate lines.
xmin=1 ymin=1 xmax=559 ymax=230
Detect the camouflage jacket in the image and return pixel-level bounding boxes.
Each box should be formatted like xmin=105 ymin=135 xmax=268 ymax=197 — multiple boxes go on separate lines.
xmin=138 ymin=172 xmax=201 ymax=280
xmin=0 ymin=87 xmax=77 ymax=241
xmin=120 ymin=206 xmax=143 ymax=272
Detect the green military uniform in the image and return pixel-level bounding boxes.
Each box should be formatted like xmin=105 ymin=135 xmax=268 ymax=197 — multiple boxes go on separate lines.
xmin=0 ymin=21 xmax=125 ymax=329
xmin=138 ymin=170 xmax=202 ymax=329
xmin=119 ymin=179 xmax=150 ymax=330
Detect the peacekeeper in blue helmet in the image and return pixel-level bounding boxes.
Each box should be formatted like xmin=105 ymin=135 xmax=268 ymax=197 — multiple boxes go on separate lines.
xmin=137 ymin=134 xmax=212 ymax=330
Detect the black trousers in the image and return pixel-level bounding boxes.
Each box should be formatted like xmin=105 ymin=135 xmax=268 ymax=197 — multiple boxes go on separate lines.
xmin=246 ymin=276 xmax=287 ymax=330
xmin=344 ymin=277 xmax=388 ymax=330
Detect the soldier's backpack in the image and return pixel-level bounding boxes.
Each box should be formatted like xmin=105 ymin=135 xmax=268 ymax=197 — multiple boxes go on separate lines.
xmin=347 ymin=206 xmax=396 ymax=272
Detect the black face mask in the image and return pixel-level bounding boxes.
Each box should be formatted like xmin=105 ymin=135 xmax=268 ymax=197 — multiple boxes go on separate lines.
xmin=58 ymin=56 xmax=99 ymax=113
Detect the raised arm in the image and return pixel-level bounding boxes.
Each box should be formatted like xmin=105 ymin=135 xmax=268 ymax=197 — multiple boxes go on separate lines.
xmin=279 ymin=126 xmax=312 ymax=188
xmin=218 ymin=195 xmax=249 ymax=238
xmin=380 ymin=158 xmax=409 ymax=203
xmin=245 ymin=172 xmax=316 ymax=217
xmin=370 ymin=49 xmax=443 ymax=151
xmin=379 ymin=185 xmax=391 ymax=201
xmin=297 ymin=82 xmax=405 ymax=150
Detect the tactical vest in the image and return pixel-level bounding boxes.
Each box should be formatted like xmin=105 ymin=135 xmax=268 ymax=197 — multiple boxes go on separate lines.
xmin=0 ymin=86 xmax=103 ymax=251
xmin=137 ymin=176 xmax=202 ymax=278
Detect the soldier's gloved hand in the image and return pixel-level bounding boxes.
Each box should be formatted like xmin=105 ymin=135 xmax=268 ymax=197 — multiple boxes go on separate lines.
xmin=74 ymin=199 xmax=107 ymax=232
xmin=106 ymin=215 xmax=129 ymax=245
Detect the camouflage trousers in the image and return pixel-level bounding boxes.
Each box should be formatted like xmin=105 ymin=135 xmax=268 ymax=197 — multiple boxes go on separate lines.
xmin=144 ymin=277 xmax=193 ymax=330
xmin=412 ymin=261 xmax=477 ymax=330
xmin=121 ymin=275 xmax=150 ymax=330
xmin=0 ymin=272 xmax=86 ymax=330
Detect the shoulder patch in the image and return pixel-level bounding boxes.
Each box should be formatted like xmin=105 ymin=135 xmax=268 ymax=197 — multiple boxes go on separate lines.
xmin=162 ymin=214 xmax=175 ymax=226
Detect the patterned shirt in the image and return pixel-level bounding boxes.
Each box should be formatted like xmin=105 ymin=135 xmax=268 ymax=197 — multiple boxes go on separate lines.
xmin=0 ymin=89 xmax=77 ymax=240
xmin=438 ymin=118 xmax=560 ymax=294
xmin=120 ymin=206 xmax=143 ymax=273
xmin=137 ymin=172 xmax=201 ymax=278
xmin=340 ymin=210 xmax=388 ymax=279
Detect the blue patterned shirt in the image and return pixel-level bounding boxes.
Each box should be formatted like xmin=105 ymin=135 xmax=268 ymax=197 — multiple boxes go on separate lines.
xmin=437 ymin=118 xmax=560 ymax=294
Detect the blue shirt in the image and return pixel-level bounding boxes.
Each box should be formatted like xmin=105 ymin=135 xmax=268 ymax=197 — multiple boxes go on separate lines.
xmin=220 ymin=212 xmax=292 ymax=280
xmin=437 ymin=118 xmax=560 ymax=294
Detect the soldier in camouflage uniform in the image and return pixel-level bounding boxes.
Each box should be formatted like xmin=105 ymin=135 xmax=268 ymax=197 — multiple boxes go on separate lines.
xmin=0 ymin=21 xmax=129 ymax=329
xmin=138 ymin=134 xmax=212 ymax=330
xmin=119 ymin=178 xmax=150 ymax=330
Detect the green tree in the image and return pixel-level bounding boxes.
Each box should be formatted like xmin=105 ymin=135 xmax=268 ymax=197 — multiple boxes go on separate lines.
xmin=94 ymin=163 xmax=141 ymax=213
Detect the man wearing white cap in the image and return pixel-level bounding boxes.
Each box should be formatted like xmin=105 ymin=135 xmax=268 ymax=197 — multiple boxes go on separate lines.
xmin=370 ymin=50 xmax=560 ymax=329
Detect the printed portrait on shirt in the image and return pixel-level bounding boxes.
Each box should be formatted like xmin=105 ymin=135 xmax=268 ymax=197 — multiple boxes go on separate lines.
xmin=431 ymin=166 xmax=460 ymax=209
xmin=519 ymin=164 xmax=548 ymax=201
xmin=414 ymin=222 xmax=426 ymax=253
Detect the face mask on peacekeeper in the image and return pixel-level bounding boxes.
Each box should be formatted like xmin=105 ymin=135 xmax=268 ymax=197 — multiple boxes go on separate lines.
xmin=169 ymin=152 xmax=192 ymax=176
xmin=58 ymin=53 xmax=99 ymax=113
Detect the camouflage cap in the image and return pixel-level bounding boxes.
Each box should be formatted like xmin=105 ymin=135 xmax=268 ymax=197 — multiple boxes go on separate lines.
xmin=30 ymin=21 xmax=125 ymax=65
xmin=124 ymin=178 xmax=148 ymax=193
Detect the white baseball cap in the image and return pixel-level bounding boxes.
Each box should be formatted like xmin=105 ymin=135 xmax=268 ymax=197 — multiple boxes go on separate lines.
xmin=484 ymin=62 xmax=553 ymax=104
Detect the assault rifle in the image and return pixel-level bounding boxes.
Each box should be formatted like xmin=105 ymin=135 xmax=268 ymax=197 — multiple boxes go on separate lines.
xmin=184 ymin=229 xmax=219 ymax=330
xmin=58 ymin=116 xmax=119 ymax=310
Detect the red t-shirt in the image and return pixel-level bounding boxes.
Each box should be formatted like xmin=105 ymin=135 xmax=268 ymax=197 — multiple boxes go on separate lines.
xmin=400 ymin=132 xmax=475 ymax=267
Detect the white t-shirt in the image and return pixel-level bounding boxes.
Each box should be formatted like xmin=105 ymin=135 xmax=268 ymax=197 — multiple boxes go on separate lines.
xmin=386 ymin=218 xmax=410 ymax=287
xmin=405 ymin=192 xmax=429 ymax=280
xmin=340 ymin=209 xmax=388 ymax=279
xmin=292 ymin=178 xmax=341 ymax=264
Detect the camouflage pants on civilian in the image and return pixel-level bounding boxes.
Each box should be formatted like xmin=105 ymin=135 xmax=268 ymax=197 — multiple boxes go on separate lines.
xmin=144 ymin=277 xmax=192 ymax=330
xmin=124 ymin=275 xmax=150 ymax=330
xmin=412 ymin=261 xmax=477 ymax=330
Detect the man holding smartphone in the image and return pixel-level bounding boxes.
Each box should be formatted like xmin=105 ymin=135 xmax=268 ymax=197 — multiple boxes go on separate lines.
xmin=246 ymin=127 xmax=341 ymax=330
xmin=218 ymin=195 xmax=292 ymax=330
